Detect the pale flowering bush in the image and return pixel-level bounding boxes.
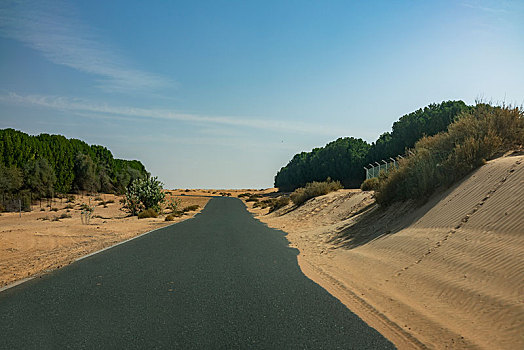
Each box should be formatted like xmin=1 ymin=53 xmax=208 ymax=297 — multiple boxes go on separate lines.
xmin=123 ymin=176 xmax=165 ymax=215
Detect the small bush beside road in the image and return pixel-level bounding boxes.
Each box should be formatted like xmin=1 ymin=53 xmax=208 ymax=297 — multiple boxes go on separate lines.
xmin=290 ymin=180 xmax=342 ymax=206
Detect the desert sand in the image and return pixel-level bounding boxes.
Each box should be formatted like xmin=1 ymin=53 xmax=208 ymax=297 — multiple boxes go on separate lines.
xmin=247 ymin=153 xmax=524 ymax=349
xmin=0 ymin=191 xmax=212 ymax=288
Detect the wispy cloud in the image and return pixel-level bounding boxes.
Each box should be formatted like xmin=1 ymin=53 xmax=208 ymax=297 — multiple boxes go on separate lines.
xmin=462 ymin=1 xmax=509 ymax=14
xmin=0 ymin=92 xmax=352 ymax=137
xmin=0 ymin=0 xmax=170 ymax=92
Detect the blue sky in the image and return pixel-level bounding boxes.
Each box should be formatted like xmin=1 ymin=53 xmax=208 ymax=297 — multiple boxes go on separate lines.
xmin=1 ymin=0 xmax=523 ymax=189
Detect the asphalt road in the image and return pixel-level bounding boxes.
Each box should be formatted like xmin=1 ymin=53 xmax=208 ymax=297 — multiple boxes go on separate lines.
xmin=0 ymin=197 xmax=394 ymax=349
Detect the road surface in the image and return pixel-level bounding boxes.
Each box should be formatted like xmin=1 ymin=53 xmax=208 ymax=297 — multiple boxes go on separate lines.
xmin=0 ymin=197 xmax=393 ymax=349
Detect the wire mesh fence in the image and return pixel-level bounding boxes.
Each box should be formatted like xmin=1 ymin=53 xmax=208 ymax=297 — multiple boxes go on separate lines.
xmin=363 ymin=156 xmax=402 ymax=180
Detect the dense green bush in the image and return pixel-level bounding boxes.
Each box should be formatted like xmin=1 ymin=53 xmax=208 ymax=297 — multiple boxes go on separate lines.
xmin=290 ymin=180 xmax=343 ymax=206
xmin=123 ymin=176 xmax=165 ymax=215
xmin=375 ymin=105 xmax=523 ymax=205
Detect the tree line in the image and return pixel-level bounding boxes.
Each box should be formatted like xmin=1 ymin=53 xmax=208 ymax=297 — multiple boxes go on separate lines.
xmin=274 ymin=100 xmax=470 ymax=191
xmin=0 ymin=129 xmax=149 ymax=200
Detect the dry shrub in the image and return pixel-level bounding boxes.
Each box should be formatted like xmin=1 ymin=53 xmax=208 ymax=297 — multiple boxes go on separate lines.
xmin=360 ymin=177 xmax=379 ymax=191
xmin=138 ymin=208 xmax=158 ymax=219
xmin=183 ymin=205 xmax=200 ymax=212
xmin=376 ymin=105 xmax=523 ymax=205
xmin=252 ymin=196 xmax=290 ymax=212
xmin=269 ymin=196 xmax=290 ymax=212
xmin=290 ymin=179 xmax=342 ymax=206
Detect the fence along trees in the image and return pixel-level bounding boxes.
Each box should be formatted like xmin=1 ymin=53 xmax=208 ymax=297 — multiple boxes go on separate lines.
xmin=274 ymin=100 xmax=470 ymax=191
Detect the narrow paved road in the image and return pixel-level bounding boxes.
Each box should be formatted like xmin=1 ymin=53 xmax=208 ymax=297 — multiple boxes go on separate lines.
xmin=0 ymin=198 xmax=394 ymax=349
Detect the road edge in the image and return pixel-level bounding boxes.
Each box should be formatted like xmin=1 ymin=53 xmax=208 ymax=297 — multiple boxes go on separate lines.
xmin=0 ymin=210 xmax=206 ymax=294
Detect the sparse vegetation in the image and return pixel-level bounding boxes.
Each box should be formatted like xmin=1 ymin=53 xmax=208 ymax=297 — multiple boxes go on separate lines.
xmin=375 ymin=105 xmax=523 ymax=205
xmin=360 ymin=177 xmax=379 ymax=191
xmin=252 ymin=196 xmax=291 ymax=212
xmin=137 ymin=208 xmax=159 ymax=219
xmin=166 ymin=197 xmax=182 ymax=213
xmin=268 ymin=196 xmax=290 ymax=212
xmin=183 ymin=205 xmax=200 ymax=212
xmin=290 ymin=179 xmax=343 ymax=206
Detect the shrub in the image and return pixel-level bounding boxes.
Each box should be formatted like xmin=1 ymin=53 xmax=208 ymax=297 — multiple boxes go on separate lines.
xmin=238 ymin=193 xmax=251 ymax=198
xmin=166 ymin=197 xmax=182 ymax=213
xmin=253 ymin=200 xmax=270 ymax=208
xmin=123 ymin=176 xmax=165 ymax=216
xmin=65 ymin=204 xmax=74 ymax=209
xmin=375 ymin=105 xmax=523 ymax=205
xmin=360 ymin=177 xmax=379 ymax=191
xmin=59 ymin=213 xmax=72 ymax=219
xmin=245 ymin=197 xmax=259 ymax=202
xmin=165 ymin=214 xmax=175 ymax=221
xmin=50 ymin=207 xmax=58 ymax=212
xmin=105 ymin=199 xmax=115 ymax=204
xmin=80 ymin=203 xmax=94 ymax=212
xmin=290 ymin=180 xmax=343 ymax=206
xmin=137 ymin=208 xmax=158 ymax=219
xmin=183 ymin=205 xmax=200 ymax=212
xmin=269 ymin=196 xmax=290 ymax=212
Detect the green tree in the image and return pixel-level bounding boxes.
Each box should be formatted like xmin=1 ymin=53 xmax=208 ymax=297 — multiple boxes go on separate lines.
xmin=274 ymin=137 xmax=370 ymax=191
xmin=0 ymin=164 xmax=23 ymax=194
xmin=73 ymin=153 xmax=100 ymax=193
xmin=23 ymin=158 xmax=56 ymax=198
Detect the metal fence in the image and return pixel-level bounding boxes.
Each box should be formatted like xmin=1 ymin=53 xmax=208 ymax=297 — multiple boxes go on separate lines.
xmin=363 ymin=156 xmax=402 ymax=180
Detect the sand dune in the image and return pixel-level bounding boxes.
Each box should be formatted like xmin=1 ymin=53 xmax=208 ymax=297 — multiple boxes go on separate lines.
xmin=251 ymin=153 xmax=524 ymax=349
